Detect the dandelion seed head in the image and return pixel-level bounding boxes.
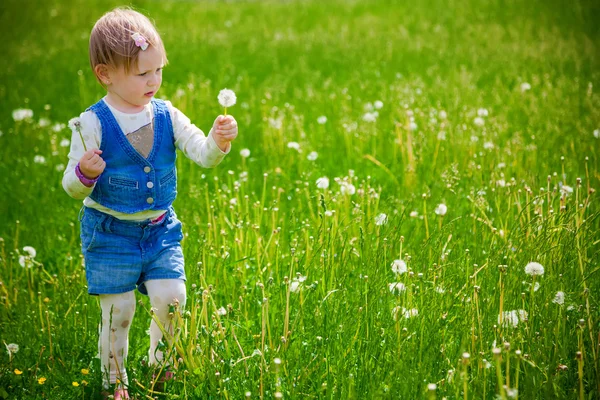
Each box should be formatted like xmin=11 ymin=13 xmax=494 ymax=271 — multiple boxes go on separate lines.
xmin=317 ymin=115 xmax=327 ymax=124
xmin=374 ymin=213 xmax=388 ymax=226
xmin=552 ymin=291 xmax=565 ymax=305
xmin=218 ymin=88 xmax=237 ymax=108
xmin=434 ymin=203 xmax=447 ymax=216
xmin=391 ymin=259 xmax=407 ymax=275
xmin=240 ymin=148 xmax=250 ymax=158
xmin=12 ymin=108 xmax=34 ymax=121
xmin=524 ymin=262 xmax=544 ymax=276
xmin=307 ymin=151 xmax=318 ymax=161
xmin=316 ymin=177 xmax=329 ymax=189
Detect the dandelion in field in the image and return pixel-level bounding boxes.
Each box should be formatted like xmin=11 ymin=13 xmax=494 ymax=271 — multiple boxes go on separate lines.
xmin=240 ymin=148 xmax=250 ymax=158
xmin=374 ymin=100 xmax=383 ymax=109
xmin=507 ymin=388 xmax=518 ymax=398
xmin=60 ymin=138 xmax=70 ymax=147
xmin=23 ymin=246 xmax=36 ymax=258
xmin=290 ymin=280 xmax=301 ymax=293
xmin=362 ymin=112 xmax=378 ymax=122
xmin=81 ymin=369 xmax=89 ymax=375
xmin=12 ymin=108 xmax=33 ymax=121
xmin=33 ymin=155 xmax=46 ymax=164
xmin=409 ymin=121 xmax=418 ymax=131
xmin=269 ymin=117 xmax=283 ymax=129
xmin=374 ymin=213 xmax=387 ymax=226
xmin=560 ymin=185 xmax=573 ymax=196
xmin=340 ymin=182 xmax=356 ymax=195
xmin=552 ymin=291 xmax=565 ymax=305
xmin=324 ymin=210 xmax=334 ymax=217
xmin=434 ymin=203 xmax=447 ymax=216
xmin=317 ymin=116 xmax=327 ymax=124
xmin=287 ymin=141 xmax=301 ymax=152
xmin=403 ymin=307 xmax=418 ymax=318
xmin=216 ymin=307 xmax=227 ymax=316
xmin=5 ymin=343 xmax=19 ymax=355
xmin=409 ymin=211 xmax=418 ymax=218
xmin=477 ymin=108 xmax=489 ymax=117
xmin=524 ymin=262 xmax=544 ymax=276
xmin=428 ymin=383 xmax=437 ymax=391
xmin=14 ymin=369 xmax=22 ymax=375
xmin=391 ymin=259 xmax=407 ymax=275
xmin=52 ymin=123 xmax=65 ymax=132
xmin=388 ymin=282 xmax=406 ymax=294
xmin=38 ymin=377 xmax=46 ymax=385
xmin=500 ymin=310 xmax=519 ymax=328
xmin=217 ymin=88 xmax=236 ymax=115
xmin=316 ymin=177 xmax=329 ymax=189
xmin=483 ymin=141 xmax=494 ymax=149
xmin=38 ymin=118 xmax=51 ymax=128
xmin=439 ymin=110 xmax=447 ymax=119
xmin=520 ymin=82 xmax=531 ymax=92
xmin=307 ymin=151 xmax=318 ymax=161
xmin=473 ymin=117 xmax=484 ymax=127
xmin=72 ymin=382 xmax=80 ymax=387
xmin=437 ymin=131 xmax=446 ymax=141
xmin=594 ymin=129 xmax=600 ymax=139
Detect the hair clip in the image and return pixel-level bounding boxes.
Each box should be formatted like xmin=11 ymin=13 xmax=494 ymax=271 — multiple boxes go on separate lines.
xmin=131 ymin=32 xmax=148 ymax=51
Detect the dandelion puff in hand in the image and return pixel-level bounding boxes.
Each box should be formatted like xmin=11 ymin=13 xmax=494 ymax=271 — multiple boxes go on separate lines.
xmin=68 ymin=117 xmax=87 ymax=152
xmin=218 ymin=88 xmax=237 ymax=115
xmin=524 ymin=261 xmax=544 ymax=276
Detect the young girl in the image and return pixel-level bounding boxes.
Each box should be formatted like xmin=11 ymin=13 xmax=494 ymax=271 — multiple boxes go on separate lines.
xmin=62 ymin=8 xmax=238 ymax=399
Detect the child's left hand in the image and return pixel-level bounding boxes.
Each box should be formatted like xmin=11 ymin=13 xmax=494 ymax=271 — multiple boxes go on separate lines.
xmin=212 ymin=115 xmax=238 ymax=152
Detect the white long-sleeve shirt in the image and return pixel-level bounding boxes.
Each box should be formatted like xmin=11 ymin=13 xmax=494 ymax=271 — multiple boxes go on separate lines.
xmin=62 ymin=98 xmax=230 ymax=221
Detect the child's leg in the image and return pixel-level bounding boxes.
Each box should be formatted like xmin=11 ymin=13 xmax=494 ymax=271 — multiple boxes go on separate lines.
xmin=144 ymin=279 xmax=186 ymax=365
xmin=99 ymin=291 xmax=136 ymax=389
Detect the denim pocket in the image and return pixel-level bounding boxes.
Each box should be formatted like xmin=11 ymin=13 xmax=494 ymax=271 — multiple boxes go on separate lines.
xmin=159 ymin=169 xmax=176 ymax=186
xmin=108 ymin=176 xmax=139 ymax=190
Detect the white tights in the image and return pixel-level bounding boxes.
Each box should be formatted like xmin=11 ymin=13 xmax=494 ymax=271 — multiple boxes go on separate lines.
xmin=98 ymin=279 xmax=186 ymax=389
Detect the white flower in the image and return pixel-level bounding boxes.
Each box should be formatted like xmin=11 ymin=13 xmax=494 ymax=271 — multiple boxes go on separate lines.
xmin=68 ymin=117 xmax=81 ymax=131
xmin=52 ymin=123 xmax=66 ymax=132
xmin=23 ymin=246 xmax=36 ymax=258
xmin=434 ymin=203 xmax=447 ymax=216
xmin=594 ymin=129 xmax=600 ymax=139
xmin=324 ymin=210 xmax=334 ymax=217
xmin=33 ymin=155 xmax=46 ymax=164
xmin=409 ymin=211 xmax=418 ymax=218
xmin=60 ymin=138 xmax=70 ymax=147
xmin=216 ymin=306 xmax=227 ymax=316
xmin=439 ymin=110 xmax=447 ymax=119
xmin=520 ymin=82 xmax=531 ymax=92
xmin=362 ymin=112 xmax=378 ymax=122
xmin=316 ymin=177 xmax=329 ymax=189
xmin=287 ymin=141 xmax=301 ymax=151
xmin=403 ymin=307 xmax=418 ymax=318
xmin=55 ymin=164 xmax=65 ymax=172
xmin=374 ymin=213 xmax=388 ymax=226
xmin=474 ymin=117 xmax=485 ymax=127
xmin=240 ymin=148 xmax=251 ymax=158
xmin=268 ymin=117 xmax=283 ymax=129
xmin=409 ymin=121 xmax=418 ymax=131
xmin=307 ymin=151 xmax=318 ymax=161
xmin=374 ymin=100 xmax=383 ymax=109
xmin=217 ymin=89 xmax=237 ymax=108
xmin=5 ymin=343 xmax=19 ymax=354
xmin=290 ymin=281 xmax=301 ymax=293
xmin=229 ymin=198 xmax=238 ymax=205
xmin=12 ymin=108 xmax=33 ymax=121
xmin=507 ymin=388 xmax=518 ymax=398
xmin=38 ymin=118 xmax=51 ymax=128
xmin=483 ymin=141 xmax=494 ymax=149
xmin=500 ymin=310 xmax=519 ymax=328
xmin=388 ymin=282 xmax=406 ymax=293
xmin=477 ymin=108 xmax=489 ymax=117
xmin=533 ymin=282 xmax=540 ymax=292
xmin=340 ymin=182 xmax=356 ymax=196
xmin=317 ymin=116 xmax=327 ymax=124
xmin=391 ymin=259 xmax=407 ymax=275
xmin=561 ymin=185 xmax=573 ymax=196
xmin=437 ymin=131 xmax=446 ymax=141
xmin=524 ymin=261 xmax=544 ymax=276
xmin=553 ymin=291 xmax=565 ymax=305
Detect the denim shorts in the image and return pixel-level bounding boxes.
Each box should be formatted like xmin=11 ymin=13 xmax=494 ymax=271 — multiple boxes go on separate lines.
xmin=80 ymin=206 xmax=186 ymax=296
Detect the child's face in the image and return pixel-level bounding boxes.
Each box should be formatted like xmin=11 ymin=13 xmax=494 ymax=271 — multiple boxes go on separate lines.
xmin=107 ymin=46 xmax=164 ymax=111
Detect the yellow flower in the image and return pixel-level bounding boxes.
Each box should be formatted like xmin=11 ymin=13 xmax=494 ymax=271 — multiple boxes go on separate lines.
xmin=38 ymin=377 xmax=46 ymax=384
xmin=81 ymin=380 xmax=88 ymax=386
xmin=14 ymin=369 xmax=23 ymax=375
xmin=81 ymin=369 xmax=89 ymax=375
xmin=72 ymin=382 xmax=79 ymax=387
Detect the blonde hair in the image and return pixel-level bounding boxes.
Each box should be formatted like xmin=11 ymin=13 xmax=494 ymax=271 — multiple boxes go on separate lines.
xmin=89 ymin=7 xmax=168 ymax=82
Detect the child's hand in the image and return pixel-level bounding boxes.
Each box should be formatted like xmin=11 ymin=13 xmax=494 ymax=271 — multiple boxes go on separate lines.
xmin=79 ymin=149 xmax=106 ymax=179
xmin=212 ymin=115 xmax=238 ymax=152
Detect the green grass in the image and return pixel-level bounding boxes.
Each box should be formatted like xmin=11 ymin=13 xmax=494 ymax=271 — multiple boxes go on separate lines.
xmin=0 ymin=0 xmax=599 ymax=398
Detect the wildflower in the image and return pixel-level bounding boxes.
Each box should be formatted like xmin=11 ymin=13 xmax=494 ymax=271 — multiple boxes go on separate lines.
xmin=324 ymin=210 xmax=334 ymax=217
xmin=290 ymin=281 xmax=301 ymax=293
xmin=229 ymin=198 xmax=238 ymax=205
xmin=81 ymin=369 xmax=89 ymax=375
xmin=427 ymin=383 xmax=437 ymax=391
xmin=287 ymin=141 xmax=301 ymax=151
xmin=594 ymin=129 xmax=600 ymax=139
xmin=5 ymin=343 xmax=19 ymax=355
xmin=175 ymin=88 xmax=186 ymax=98
xmin=12 ymin=108 xmax=34 ymax=121
xmin=217 ymin=88 xmax=237 ymax=108
xmin=316 ymin=177 xmax=329 ymax=189
xmin=307 ymin=151 xmax=318 ymax=161
xmin=524 ymin=262 xmax=544 ymax=276
xmin=23 ymin=246 xmax=36 ymax=258
xmin=72 ymin=382 xmax=80 ymax=387
xmin=68 ymin=117 xmax=81 ymax=131
xmin=38 ymin=118 xmax=51 ymax=128
xmin=216 ymin=307 xmax=227 ymax=316
xmin=434 ymin=203 xmax=447 ymax=216
xmin=552 ymin=291 xmax=565 ymax=305
xmin=81 ymin=380 xmax=88 ymax=386
xmin=477 ymin=108 xmax=489 ymax=117
xmin=362 ymin=112 xmax=378 ymax=122
xmin=439 ymin=110 xmax=447 ymax=119
xmin=38 ymin=377 xmax=46 ymax=385
xmin=409 ymin=121 xmax=418 ymax=131
xmin=388 ymin=282 xmax=406 ymax=293
xmin=33 ymin=155 xmax=46 ymax=164
xmin=506 ymin=388 xmax=518 ymax=398
xmin=317 ymin=116 xmax=327 ymax=124
xmin=374 ymin=213 xmax=388 ymax=226
xmin=52 ymin=123 xmax=66 ymax=132
xmin=60 ymin=138 xmax=70 ymax=147
xmin=239 ymin=148 xmax=250 ymax=158
xmin=268 ymin=117 xmax=283 ymax=129
xmin=340 ymin=182 xmax=356 ymax=195
xmin=374 ymin=100 xmax=383 ymax=109
xmin=474 ymin=117 xmax=484 ymax=127
xmin=437 ymin=131 xmax=446 ymax=141
xmin=391 ymin=259 xmax=407 ymax=275
xmin=560 ymin=185 xmax=573 ymax=196
xmin=403 ymin=307 xmax=418 ymax=318
xmin=409 ymin=211 xmax=418 ymax=218
xmin=500 ymin=310 xmax=519 ymax=328
xmin=483 ymin=141 xmax=494 ymax=149
xmin=520 ymin=82 xmax=531 ymax=92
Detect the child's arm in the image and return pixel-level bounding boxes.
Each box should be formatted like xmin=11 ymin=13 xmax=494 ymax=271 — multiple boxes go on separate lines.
xmin=62 ymin=112 xmax=103 ymax=199
xmin=167 ymin=101 xmax=237 ymax=168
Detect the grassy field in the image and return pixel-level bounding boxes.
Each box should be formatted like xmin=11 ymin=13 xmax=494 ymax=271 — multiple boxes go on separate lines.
xmin=1 ymin=0 xmax=599 ymax=398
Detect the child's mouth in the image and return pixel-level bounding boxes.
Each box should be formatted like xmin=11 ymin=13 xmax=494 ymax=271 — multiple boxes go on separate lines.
xmin=144 ymin=91 xmax=155 ymax=97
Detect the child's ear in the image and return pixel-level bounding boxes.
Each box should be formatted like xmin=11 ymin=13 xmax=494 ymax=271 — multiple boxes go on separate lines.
xmin=94 ymin=64 xmax=111 ymax=85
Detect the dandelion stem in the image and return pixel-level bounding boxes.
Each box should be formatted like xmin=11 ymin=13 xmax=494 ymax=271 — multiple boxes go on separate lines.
xmin=76 ymin=125 xmax=87 ymax=152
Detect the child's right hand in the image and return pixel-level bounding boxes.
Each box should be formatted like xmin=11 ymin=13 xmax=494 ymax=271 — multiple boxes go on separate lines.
xmin=79 ymin=149 xmax=106 ymax=179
